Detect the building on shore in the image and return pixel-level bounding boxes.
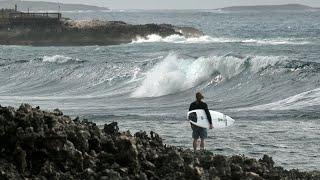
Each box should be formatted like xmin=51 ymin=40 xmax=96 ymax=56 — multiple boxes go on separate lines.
xmin=0 ymin=5 xmax=62 ymax=30
xmin=8 ymin=12 xmax=61 ymax=27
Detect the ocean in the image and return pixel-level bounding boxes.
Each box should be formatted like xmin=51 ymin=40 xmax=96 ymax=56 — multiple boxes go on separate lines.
xmin=0 ymin=9 xmax=320 ymax=170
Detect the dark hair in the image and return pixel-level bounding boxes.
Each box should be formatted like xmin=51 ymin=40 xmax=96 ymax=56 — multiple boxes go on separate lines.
xmin=196 ymin=92 xmax=204 ymax=101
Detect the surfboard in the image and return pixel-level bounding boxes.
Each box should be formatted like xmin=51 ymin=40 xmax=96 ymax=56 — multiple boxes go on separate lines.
xmin=187 ymin=110 xmax=235 ymax=129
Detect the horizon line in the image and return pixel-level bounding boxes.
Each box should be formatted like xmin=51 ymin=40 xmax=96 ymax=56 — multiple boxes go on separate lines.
xmin=16 ymin=1 xmax=320 ymax=9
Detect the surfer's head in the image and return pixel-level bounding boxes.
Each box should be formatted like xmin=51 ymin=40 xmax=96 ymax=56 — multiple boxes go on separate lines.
xmin=196 ymin=92 xmax=204 ymax=101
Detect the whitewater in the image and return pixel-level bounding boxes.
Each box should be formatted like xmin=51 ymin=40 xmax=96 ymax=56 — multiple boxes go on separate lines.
xmin=1 ymin=10 xmax=320 ymax=170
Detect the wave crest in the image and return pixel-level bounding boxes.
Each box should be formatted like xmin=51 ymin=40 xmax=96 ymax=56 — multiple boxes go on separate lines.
xmin=131 ymin=54 xmax=284 ymax=98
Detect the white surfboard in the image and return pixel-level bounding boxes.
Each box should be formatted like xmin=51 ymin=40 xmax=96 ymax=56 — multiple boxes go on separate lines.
xmin=188 ymin=110 xmax=235 ymax=129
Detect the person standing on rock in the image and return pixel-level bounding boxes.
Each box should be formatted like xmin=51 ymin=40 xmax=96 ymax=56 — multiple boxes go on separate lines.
xmin=189 ymin=92 xmax=213 ymax=151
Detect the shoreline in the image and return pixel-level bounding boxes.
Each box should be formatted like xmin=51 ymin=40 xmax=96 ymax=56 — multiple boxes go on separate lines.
xmin=0 ymin=104 xmax=319 ymax=179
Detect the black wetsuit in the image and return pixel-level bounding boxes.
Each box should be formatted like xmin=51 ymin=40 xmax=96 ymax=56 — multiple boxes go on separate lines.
xmin=189 ymin=101 xmax=212 ymax=125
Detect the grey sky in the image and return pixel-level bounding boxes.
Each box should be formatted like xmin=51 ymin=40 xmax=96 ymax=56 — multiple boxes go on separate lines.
xmin=29 ymin=0 xmax=320 ymax=9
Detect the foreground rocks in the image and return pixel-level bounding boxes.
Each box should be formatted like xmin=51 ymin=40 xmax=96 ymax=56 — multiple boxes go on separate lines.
xmin=0 ymin=104 xmax=319 ymax=180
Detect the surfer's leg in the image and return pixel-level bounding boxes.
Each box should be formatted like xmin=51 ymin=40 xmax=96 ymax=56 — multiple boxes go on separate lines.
xmin=199 ymin=128 xmax=207 ymax=150
xmin=191 ymin=125 xmax=200 ymax=150
xmin=200 ymin=139 xmax=205 ymax=150
xmin=193 ymin=139 xmax=198 ymax=151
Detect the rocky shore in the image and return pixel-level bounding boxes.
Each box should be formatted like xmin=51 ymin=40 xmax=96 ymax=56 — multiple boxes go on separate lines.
xmin=0 ymin=104 xmax=319 ymax=180
xmin=0 ymin=19 xmax=203 ymax=46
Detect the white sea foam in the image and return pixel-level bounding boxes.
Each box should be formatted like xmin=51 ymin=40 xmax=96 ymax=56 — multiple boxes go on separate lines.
xmin=131 ymin=54 xmax=284 ymax=98
xmin=132 ymin=34 xmax=237 ymax=44
xmin=42 ymin=55 xmax=81 ymax=63
xmin=132 ymin=34 xmax=311 ymax=45
xmin=242 ymin=38 xmax=310 ymax=45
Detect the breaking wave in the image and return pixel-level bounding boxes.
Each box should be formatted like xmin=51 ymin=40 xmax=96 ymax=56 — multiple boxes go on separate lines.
xmin=42 ymin=55 xmax=83 ymax=64
xmin=132 ymin=34 xmax=311 ymax=45
xmin=131 ymin=54 xmax=285 ymax=98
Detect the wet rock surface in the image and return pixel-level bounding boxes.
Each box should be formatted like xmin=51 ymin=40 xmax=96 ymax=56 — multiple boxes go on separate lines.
xmin=0 ymin=104 xmax=319 ymax=180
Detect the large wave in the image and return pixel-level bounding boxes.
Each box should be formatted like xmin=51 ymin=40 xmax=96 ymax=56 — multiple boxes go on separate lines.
xmin=131 ymin=54 xmax=284 ymax=98
xmin=131 ymin=34 xmax=312 ymax=45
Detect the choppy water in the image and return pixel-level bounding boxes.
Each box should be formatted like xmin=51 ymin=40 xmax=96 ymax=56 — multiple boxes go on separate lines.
xmin=1 ymin=10 xmax=320 ymax=171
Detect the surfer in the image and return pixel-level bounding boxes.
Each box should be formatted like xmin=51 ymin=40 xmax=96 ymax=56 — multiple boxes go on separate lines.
xmin=189 ymin=92 xmax=213 ymax=151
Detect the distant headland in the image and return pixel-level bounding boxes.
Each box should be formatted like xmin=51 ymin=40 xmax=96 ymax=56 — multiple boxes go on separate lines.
xmin=219 ymin=4 xmax=319 ymax=11
xmin=0 ymin=6 xmax=203 ymax=46
xmin=0 ymin=0 xmax=109 ymax=11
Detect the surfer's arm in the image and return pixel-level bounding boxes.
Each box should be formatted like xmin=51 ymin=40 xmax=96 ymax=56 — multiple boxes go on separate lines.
xmin=204 ymin=104 xmax=212 ymax=125
xmin=189 ymin=103 xmax=193 ymax=111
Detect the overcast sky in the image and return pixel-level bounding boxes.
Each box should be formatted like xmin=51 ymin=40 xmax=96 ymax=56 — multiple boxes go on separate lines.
xmin=29 ymin=0 xmax=320 ymax=9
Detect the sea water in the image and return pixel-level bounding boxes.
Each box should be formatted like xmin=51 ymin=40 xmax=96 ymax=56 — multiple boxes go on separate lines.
xmin=0 ymin=9 xmax=320 ymax=170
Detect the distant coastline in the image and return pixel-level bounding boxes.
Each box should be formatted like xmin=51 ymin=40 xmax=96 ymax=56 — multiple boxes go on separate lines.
xmin=0 ymin=0 xmax=109 ymax=11
xmin=219 ymin=4 xmax=319 ymax=11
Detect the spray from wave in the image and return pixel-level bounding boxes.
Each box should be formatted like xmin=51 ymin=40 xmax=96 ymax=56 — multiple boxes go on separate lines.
xmin=132 ymin=34 xmax=311 ymax=45
xmin=131 ymin=53 xmax=284 ymax=98
xmin=42 ymin=55 xmax=83 ymax=64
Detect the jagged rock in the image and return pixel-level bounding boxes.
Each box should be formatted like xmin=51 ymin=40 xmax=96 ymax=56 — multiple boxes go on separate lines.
xmin=212 ymin=154 xmax=230 ymax=176
xmin=0 ymin=159 xmax=21 ymax=180
xmin=115 ymin=135 xmax=139 ymax=173
xmin=53 ymin=108 xmax=63 ymax=116
xmin=231 ymin=163 xmax=244 ymax=178
xmin=138 ymin=172 xmax=148 ymax=180
xmin=0 ymin=104 xmax=319 ymax=180
xmin=18 ymin=104 xmax=32 ymax=113
xmin=44 ymin=113 xmax=58 ymax=129
xmin=39 ymin=160 xmax=60 ymax=179
xmin=100 ymin=169 xmax=121 ymax=180
xmin=100 ymin=135 xmax=118 ymax=153
xmin=259 ymin=155 xmax=275 ymax=169
xmin=103 ymin=122 xmax=119 ymax=135
xmin=143 ymin=160 xmax=155 ymax=170
xmin=82 ymin=168 xmax=96 ymax=180
xmin=185 ymin=164 xmax=202 ymax=180
xmin=13 ymin=146 xmax=27 ymax=173
xmin=243 ymin=172 xmax=263 ymax=180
